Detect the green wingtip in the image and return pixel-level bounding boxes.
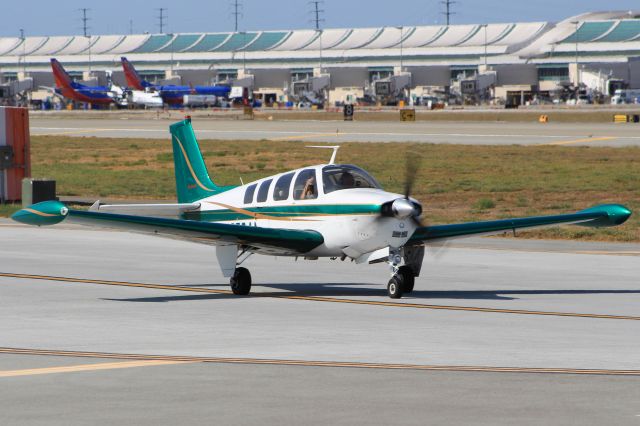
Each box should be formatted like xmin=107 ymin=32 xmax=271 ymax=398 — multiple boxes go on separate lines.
xmin=579 ymin=204 xmax=632 ymax=227
xmin=11 ymin=201 xmax=69 ymax=226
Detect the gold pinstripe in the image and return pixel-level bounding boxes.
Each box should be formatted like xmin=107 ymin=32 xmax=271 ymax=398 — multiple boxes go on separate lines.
xmin=23 ymin=208 xmax=58 ymax=217
xmin=174 ymin=135 xmax=216 ymax=192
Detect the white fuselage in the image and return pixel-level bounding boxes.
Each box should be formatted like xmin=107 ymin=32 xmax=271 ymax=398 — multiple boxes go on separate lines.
xmin=193 ymin=164 xmax=418 ymax=258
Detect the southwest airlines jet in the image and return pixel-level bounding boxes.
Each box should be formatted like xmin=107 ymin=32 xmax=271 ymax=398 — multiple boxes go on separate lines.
xmin=121 ymin=57 xmax=230 ymax=105
xmin=50 ymin=58 xmax=121 ymax=105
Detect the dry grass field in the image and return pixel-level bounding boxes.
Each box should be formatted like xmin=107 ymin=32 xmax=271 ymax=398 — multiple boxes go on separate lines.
xmin=13 ymin=135 xmax=640 ymax=242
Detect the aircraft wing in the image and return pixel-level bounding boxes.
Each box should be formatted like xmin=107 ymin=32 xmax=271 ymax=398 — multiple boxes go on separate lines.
xmin=12 ymin=201 xmax=324 ymax=255
xmin=408 ymin=204 xmax=631 ymax=244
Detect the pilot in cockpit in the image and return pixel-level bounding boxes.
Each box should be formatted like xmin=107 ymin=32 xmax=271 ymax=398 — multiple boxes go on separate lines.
xmin=302 ymin=176 xmax=316 ymax=199
xmin=339 ymin=172 xmax=356 ymax=188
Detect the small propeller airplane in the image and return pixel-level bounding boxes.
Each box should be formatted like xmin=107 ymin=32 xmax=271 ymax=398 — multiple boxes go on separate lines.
xmin=12 ymin=118 xmax=632 ymax=298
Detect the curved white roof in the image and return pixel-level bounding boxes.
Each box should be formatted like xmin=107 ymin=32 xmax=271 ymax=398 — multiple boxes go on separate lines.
xmin=500 ymin=22 xmax=548 ymax=45
xmin=273 ymin=30 xmax=317 ymax=50
xmin=401 ymin=26 xmax=448 ymax=48
xmin=0 ymin=37 xmax=22 ymax=55
xmin=331 ymin=28 xmax=382 ymax=50
xmin=29 ymin=36 xmax=73 ymax=55
xmin=2 ymin=11 xmax=640 ymax=68
xmin=108 ymin=35 xmax=148 ymax=54
xmin=364 ymin=27 xmax=414 ymax=49
xmin=55 ymin=36 xmax=92 ymax=55
xmin=20 ymin=36 xmax=49 ymax=55
xmin=302 ymin=29 xmax=352 ymax=50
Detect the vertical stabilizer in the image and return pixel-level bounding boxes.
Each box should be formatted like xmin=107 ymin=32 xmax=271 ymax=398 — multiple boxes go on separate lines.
xmin=170 ymin=118 xmax=227 ymax=203
xmin=50 ymin=58 xmax=74 ymax=88
xmin=121 ymin=57 xmax=152 ymax=90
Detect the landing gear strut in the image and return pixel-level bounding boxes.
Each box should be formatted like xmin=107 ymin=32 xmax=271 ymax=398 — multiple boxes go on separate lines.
xmin=230 ymin=267 xmax=252 ymax=295
xmin=386 ymin=249 xmax=418 ymax=299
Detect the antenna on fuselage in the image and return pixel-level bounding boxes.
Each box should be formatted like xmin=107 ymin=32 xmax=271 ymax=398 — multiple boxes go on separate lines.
xmin=307 ymin=145 xmax=340 ymax=164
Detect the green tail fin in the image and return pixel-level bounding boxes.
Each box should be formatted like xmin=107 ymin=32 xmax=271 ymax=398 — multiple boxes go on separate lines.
xmin=170 ymin=118 xmax=227 ymax=203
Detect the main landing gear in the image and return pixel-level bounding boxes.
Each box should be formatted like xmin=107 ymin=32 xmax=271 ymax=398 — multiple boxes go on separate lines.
xmin=217 ymin=246 xmax=253 ymax=296
xmin=230 ymin=267 xmax=252 ymax=295
xmin=387 ymin=265 xmax=415 ymax=299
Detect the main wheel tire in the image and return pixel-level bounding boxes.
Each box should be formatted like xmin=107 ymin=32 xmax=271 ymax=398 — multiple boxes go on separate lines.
xmin=387 ymin=276 xmax=404 ymax=299
xmin=230 ymin=267 xmax=252 ymax=295
xmin=398 ymin=266 xmax=415 ymax=293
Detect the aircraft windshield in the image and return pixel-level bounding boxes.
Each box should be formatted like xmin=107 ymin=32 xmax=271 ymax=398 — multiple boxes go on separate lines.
xmin=322 ymin=165 xmax=381 ymax=194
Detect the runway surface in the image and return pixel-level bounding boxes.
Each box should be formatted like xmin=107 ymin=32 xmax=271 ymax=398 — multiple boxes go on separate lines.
xmin=30 ymin=117 xmax=640 ymax=146
xmin=1 ymin=222 xmax=639 ymax=424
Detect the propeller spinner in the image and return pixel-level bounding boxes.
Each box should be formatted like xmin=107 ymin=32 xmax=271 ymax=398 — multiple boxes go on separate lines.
xmin=381 ymin=150 xmax=426 ymax=226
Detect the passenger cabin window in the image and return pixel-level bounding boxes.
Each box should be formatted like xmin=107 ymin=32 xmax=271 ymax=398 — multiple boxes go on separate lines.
xmin=273 ymin=172 xmax=294 ymax=201
xmin=322 ymin=165 xmax=381 ymax=194
xmin=293 ymin=169 xmax=318 ymax=200
xmin=244 ymin=184 xmax=257 ymax=204
xmin=256 ymin=179 xmax=273 ymax=203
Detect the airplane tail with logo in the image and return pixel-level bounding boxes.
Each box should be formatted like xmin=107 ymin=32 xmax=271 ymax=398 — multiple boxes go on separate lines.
xmin=121 ymin=57 xmax=153 ymax=90
xmin=170 ymin=118 xmax=229 ymax=203
xmin=50 ymin=58 xmax=75 ymax=89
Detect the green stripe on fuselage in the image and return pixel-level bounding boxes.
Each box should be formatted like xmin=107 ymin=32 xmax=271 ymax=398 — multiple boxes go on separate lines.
xmin=183 ymin=204 xmax=381 ymax=222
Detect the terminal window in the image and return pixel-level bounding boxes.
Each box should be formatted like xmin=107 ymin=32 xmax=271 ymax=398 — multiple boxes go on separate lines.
xmin=538 ymin=67 xmax=569 ymax=81
xmin=451 ymin=69 xmax=477 ymax=80
xmin=138 ymin=72 xmax=166 ymax=84
xmin=291 ymin=71 xmax=313 ymax=82
xmin=216 ymin=71 xmax=238 ymax=83
xmin=369 ymin=70 xmax=393 ymax=82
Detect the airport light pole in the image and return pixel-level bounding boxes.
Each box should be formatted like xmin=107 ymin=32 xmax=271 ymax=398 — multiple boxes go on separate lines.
xmin=483 ymin=24 xmax=488 ymax=67
xmin=571 ymin=20 xmax=580 ymax=87
xmin=169 ymin=33 xmax=175 ymax=76
xmin=395 ymin=26 xmax=404 ymax=71
xmin=86 ymin=35 xmax=92 ymax=75
xmin=317 ymin=29 xmax=324 ymax=71
xmin=240 ymin=31 xmax=247 ymax=72
xmin=20 ymin=29 xmax=25 ymax=75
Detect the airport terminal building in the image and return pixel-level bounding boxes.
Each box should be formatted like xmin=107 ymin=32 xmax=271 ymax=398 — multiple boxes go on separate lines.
xmin=2 ymin=11 xmax=640 ymax=106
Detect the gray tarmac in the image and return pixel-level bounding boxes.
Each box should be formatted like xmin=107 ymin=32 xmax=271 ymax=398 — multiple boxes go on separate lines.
xmin=1 ymin=223 xmax=639 ymax=424
xmin=30 ymin=117 xmax=640 ymax=146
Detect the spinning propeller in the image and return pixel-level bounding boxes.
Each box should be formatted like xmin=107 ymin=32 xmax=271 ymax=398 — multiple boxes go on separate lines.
xmin=380 ymin=151 xmax=450 ymax=258
xmin=381 ymin=151 xmax=427 ymax=227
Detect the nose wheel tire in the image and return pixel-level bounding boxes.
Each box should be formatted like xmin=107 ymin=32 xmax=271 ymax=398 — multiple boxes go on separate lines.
xmin=398 ymin=266 xmax=415 ymax=293
xmin=387 ymin=276 xmax=404 ymax=299
xmin=230 ymin=267 xmax=252 ymax=295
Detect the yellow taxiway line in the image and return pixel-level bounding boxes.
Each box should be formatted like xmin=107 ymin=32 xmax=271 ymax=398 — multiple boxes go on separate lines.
xmin=542 ymin=136 xmax=617 ymax=146
xmin=0 ymin=359 xmax=194 ymax=378
xmin=1 ymin=347 xmax=639 ymax=377
xmin=1 ymin=272 xmax=639 ymax=321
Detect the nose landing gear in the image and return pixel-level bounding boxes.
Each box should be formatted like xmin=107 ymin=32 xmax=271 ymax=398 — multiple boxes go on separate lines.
xmin=387 ymin=275 xmax=404 ymax=298
xmin=386 ymin=248 xmax=418 ymax=299
xmin=387 ymin=266 xmax=415 ymax=299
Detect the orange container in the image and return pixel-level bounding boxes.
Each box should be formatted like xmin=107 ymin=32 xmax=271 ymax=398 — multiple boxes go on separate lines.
xmin=0 ymin=107 xmax=31 ymax=202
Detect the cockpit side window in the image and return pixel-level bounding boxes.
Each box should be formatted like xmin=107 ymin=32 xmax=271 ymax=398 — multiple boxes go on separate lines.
xmin=256 ymin=179 xmax=273 ymax=203
xmin=243 ymin=183 xmax=257 ymax=204
xmin=293 ymin=169 xmax=318 ymax=200
xmin=322 ymin=165 xmax=381 ymax=194
xmin=273 ymin=172 xmax=295 ymax=201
